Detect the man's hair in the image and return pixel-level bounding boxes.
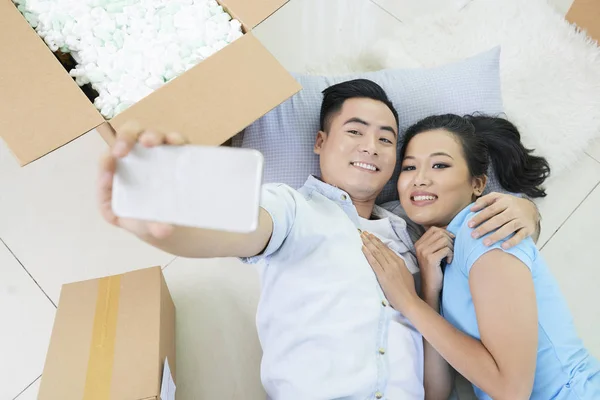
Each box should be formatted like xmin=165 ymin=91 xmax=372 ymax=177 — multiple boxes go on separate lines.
xmin=319 ymin=79 xmax=399 ymax=132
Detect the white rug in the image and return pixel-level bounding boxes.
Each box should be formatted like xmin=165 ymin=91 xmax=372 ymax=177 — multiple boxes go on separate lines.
xmin=307 ymin=0 xmax=600 ymax=177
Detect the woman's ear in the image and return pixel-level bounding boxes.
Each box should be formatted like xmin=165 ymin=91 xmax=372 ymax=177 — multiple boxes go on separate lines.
xmin=473 ymin=175 xmax=488 ymax=197
xmin=314 ymin=131 xmax=327 ymax=155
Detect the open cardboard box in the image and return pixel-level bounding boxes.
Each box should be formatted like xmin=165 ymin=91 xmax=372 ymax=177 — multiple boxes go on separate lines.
xmin=567 ymin=0 xmax=600 ymax=44
xmin=0 ymin=0 xmax=302 ymax=165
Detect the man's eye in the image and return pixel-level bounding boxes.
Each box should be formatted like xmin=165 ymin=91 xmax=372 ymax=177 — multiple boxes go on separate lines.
xmin=433 ymin=164 xmax=450 ymax=169
xmin=402 ymin=165 xmax=416 ymax=171
xmin=348 ymin=130 xmax=361 ymax=135
xmin=379 ymin=138 xmax=393 ymax=144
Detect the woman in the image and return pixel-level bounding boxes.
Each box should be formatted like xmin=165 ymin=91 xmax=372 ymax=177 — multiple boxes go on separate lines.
xmin=361 ymin=114 xmax=600 ymax=399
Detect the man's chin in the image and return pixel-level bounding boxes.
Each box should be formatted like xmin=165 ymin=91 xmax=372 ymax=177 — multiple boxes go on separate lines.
xmin=343 ymin=182 xmax=383 ymax=200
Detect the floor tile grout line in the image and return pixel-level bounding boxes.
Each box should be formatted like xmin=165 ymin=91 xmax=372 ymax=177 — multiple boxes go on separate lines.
xmin=0 ymin=238 xmax=57 ymax=309
xmin=11 ymin=375 xmax=41 ymax=400
xmin=540 ymin=179 xmax=600 ymax=251
xmin=584 ymin=150 xmax=600 ymax=164
xmin=162 ymin=256 xmax=179 ymax=271
xmin=368 ymin=0 xmax=405 ymax=23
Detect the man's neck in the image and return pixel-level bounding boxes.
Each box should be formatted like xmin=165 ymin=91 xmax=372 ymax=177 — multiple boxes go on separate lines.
xmin=315 ymin=176 xmax=377 ymax=219
xmin=351 ymin=197 xmax=376 ymax=219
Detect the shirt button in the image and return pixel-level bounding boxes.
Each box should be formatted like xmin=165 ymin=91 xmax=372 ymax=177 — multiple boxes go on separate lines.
xmin=341 ymin=194 xmax=348 ymax=201
xmin=381 ymin=300 xmax=388 ymax=307
xmin=378 ymin=347 xmax=386 ymax=355
xmin=375 ymin=392 xmax=383 ymax=399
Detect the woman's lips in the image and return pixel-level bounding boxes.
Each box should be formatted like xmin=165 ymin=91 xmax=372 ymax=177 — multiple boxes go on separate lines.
xmin=410 ymin=193 xmax=438 ymax=206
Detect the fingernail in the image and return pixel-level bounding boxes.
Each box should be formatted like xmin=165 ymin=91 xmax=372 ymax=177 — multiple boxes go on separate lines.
xmin=502 ymin=242 xmax=510 ymax=249
xmin=484 ymin=239 xmax=491 ymax=246
xmin=472 ymin=231 xmax=479 ymax=239
xmin=112 ymin=140 xmax=127 ymax=156
xmin=468 ymin=221 xmax=475 ymax=228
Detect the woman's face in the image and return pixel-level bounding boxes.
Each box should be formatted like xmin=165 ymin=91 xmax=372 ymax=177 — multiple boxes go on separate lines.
xmin=397 ymin=129 xmax=486 ymax=228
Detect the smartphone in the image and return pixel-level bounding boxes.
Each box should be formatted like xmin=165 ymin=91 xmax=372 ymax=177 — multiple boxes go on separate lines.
xmin=112 ymin=144 xmax=264 ymax=233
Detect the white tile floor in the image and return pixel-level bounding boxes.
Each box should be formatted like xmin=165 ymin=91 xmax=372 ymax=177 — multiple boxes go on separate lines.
xmin=3 ymin=0 xmax=598 ymax=399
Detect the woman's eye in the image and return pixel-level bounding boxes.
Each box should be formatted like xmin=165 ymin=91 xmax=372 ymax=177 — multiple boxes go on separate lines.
xmin=402 ymin=165 xmax=416 ymax=172
xmin=433 ymin=163 xmax=450 ymax=169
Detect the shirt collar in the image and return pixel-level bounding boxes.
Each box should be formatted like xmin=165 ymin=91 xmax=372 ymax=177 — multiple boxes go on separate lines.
xmin=301 ymin=176 xmax=415 ymax=253
xmin=446 ymin=203 xmax=475 ymax=236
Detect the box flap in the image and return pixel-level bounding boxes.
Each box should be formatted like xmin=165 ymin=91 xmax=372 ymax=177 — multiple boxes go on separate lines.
xmin=220 ymin=0 xmax=289 ymax=29
xmin=567 ymin=0 xmax=600 ymax=43
xmin=0 ymin=0 xmax=104 ymax=166
xmin=109 ymin=33 xmax=301 ymax=146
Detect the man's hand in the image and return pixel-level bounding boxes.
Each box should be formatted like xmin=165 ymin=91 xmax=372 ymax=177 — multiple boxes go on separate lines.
xmin=98 ymin=121 xmax=188 ymax=240
xmin=469 ymin=193 xmax=540 ymax=249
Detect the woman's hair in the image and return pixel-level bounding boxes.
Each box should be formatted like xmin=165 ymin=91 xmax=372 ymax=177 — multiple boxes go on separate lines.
xmin=400 ymin=114 xmax=550 ymax=198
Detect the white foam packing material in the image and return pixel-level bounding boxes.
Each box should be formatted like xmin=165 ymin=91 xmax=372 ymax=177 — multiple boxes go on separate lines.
xmin=13 ymin=0 xmax=244 ymax=118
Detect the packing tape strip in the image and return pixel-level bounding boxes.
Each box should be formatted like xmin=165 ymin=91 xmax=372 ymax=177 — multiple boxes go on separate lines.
xmin=83 ymin=275 xmax=122 ymax=399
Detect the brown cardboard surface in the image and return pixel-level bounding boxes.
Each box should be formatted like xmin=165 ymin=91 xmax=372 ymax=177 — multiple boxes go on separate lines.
xmin=111 ymin=267 xmax=164 ymax=399
xmin=1 ymin=0 xmax=298 ymax=164
xmin=0 ymin=0 xmax=105 ymax=166
xmin=96 ymin=121 xmax=117 ymax=147
xmin=38 ymin=267 xmax=174 ymax=400
xmin=159 ymin=269 xmax=177 ymax=384
xmin=108 ymin=33 xmax=302 ymax=146
xmin=221 ymin=0 xmax=289 ymax=29
xmin=567 ymin=0 xmax=600 ymax=43
xmin=38 ymin=278 xmax=99 ymax=399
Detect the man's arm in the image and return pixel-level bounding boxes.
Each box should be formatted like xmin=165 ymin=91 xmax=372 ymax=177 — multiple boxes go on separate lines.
xmin=98 ymin=122 xmax=274 ymax=259
xmin=469 ymin=193 xmax=541 ymax=248
xmin=132 ymin=208 xmax=274 ymax=258
xmin=383 ymin=193 xmax=540 ymax=249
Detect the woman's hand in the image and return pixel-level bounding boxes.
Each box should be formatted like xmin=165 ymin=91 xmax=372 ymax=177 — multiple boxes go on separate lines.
xmin=361 ymin=232 xmax=419 ymax=313
xmin=469 ymin=193 xmax=541 ymax=248
xmin=415 ymin=227 xmax=455 ymax=298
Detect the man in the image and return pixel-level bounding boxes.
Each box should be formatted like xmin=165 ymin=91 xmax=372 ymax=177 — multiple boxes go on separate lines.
xmin=98 ymin=79 xmax=540 ymax=399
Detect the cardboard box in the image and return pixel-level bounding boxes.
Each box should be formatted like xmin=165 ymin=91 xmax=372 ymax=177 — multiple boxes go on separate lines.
xmin=38 ymin=267 xmax=176 ymax=400
xmin=567 ymin=0 xmax=600 ymax=44
xmin=0 ymin=0 xmax=302 ymax=165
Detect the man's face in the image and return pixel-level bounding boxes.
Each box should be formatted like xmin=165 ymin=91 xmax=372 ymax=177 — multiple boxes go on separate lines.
xmin=314 ymin=98 xmax=398 ymax=200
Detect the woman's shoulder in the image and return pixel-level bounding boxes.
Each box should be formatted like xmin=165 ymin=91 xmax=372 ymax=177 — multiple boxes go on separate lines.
xmin=452 ymin=208 xmax=538 ymax=274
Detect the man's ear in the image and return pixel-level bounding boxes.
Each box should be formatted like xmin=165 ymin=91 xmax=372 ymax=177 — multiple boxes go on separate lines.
xmin=314 ymin=131 xmax=327 ymax=155
xmin=472 ymin=175 xmax=488 ymax=197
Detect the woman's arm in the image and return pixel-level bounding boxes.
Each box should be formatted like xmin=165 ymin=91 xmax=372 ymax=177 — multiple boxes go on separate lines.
xmin=405 ymin=250 xmax=538 ymax=400
xmin=421 ymin=291 xmax=454 ymax=400
xmin=361 ymin=234 xmax=538 ymax=400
